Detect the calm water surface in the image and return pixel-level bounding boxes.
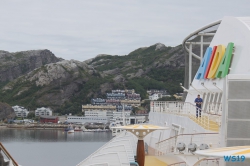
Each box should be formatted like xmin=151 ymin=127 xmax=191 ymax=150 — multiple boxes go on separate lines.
xmin=0 ymin=128 xmax=113 ymax=166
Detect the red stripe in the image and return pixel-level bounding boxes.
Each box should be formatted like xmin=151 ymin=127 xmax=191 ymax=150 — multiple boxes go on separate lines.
xmin=205 ymin=46 xmax=217 ymax=79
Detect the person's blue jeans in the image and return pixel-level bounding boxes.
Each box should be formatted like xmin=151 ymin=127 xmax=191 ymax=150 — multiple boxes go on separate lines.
xmin=196 ymin=106 xmax=201 ymax=118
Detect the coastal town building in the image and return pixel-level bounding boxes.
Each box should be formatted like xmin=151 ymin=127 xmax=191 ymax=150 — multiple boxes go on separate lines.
xmin=127 ymin=93 xmax=141 ymax=100
xmin=147 ymin=89 xmax=171 ymax=100
xmin=12 ymin=105 xmax=29 ymax=117
xmin=58 ymin=116 xmax=67 ymax=123
xmin=89 ymin=89 xmax=141 ymax=112
xmin=149 ymin=93 xmax=161 ymax=100
xmin=112 ymin=89 xmax=125 ymax=93
xmin=147 ymin=89 xmax=168 ymax=95
xmin=120 ymin=99 xmax=140 ymax=107
xmin=67 ymin=116 xmax=110 ymax=124
xmin=85 ymin=110 xmax=111 ymax=117
xmin=125 ymin=89 xmax=135 ymax=94
xmin=110 ymin=115 xmax=146 ymax=125
xmin=91 ymin=98 xmax=106 ymax=105
xmin=13 ymin=119 xmax=34 ymax=123
xmin=106 ymin=93 xmax=126 ymax=99
xmin=117 ymin=105 xmax=132 ymax=112
xmin=81 ymin=89 xmax=142 ymax=124
xmin=35 ymin=107 xmax=53 ymax=117
xmin=39 ymin=116 xmax=58 ymax=123
xmin=82 ymin=105 xmax=116 ymax=113
xmin=105 ymin=99 xmax=120 ymax=105
xmin=112 ymin=111 xmax=131 ymax=118
xmin=85 ymin=110 xmax=131 ymax=119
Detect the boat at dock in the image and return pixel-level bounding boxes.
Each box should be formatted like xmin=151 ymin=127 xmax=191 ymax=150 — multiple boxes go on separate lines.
xmin=74 ymin=126 xmax=84 ymax=131
xmin=67 ymin=125 xmax=74 ymax=133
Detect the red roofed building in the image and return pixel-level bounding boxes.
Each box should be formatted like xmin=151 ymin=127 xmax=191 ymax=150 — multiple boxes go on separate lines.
xmin=40 ymin=116 xmax=58 ymax=123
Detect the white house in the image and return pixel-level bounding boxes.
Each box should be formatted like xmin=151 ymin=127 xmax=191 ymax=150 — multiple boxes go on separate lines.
xmin=12 ymin=105 xmax=29 ymax=117
xmin=149 ymin=93 xmax=161 ymax=100
xmin=35 ymin=107 xmax=53 ymax=116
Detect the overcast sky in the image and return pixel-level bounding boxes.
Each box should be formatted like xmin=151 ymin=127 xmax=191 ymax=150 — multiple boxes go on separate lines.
xmin=0 ymin=0 xmax=250 ymax=61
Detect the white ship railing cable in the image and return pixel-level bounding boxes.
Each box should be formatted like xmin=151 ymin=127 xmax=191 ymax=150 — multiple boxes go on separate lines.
xmin=167 ymin=158 xmax=220 ymax=166
xmin=151 ymin=101 xmax=221 ymax=131
xmin=200 ymin=158 xmax=220 ymax=165
xmin=155 ymin=132 xmax=219 ymax=156
xmin=168 ymin=161 xmax=186 ymax=166
xmin=0 ymin=142 xmax=18 ymax=166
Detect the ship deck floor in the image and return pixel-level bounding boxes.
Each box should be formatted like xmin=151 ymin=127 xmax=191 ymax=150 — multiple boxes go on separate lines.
xmin=145 ymin=146 xmax=168 ymax=166
xmin=145 ymin=156 xmax=168 ymax=166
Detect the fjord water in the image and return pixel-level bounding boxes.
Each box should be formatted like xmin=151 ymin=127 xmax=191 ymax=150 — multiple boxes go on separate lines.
xmin=0 ymin=129 xmax=112 ymax=166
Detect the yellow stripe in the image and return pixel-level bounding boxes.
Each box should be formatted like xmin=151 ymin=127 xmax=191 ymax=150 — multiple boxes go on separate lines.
xmin=205 ymin=146 xmax=250 ymax=153
xmin=145 ymin=156 xmax=168 ymax=166
xmin=233 ymin=149 xmax=250 ymax=155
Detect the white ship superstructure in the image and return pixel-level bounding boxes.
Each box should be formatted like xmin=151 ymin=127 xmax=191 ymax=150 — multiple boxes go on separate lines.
xmin=78 ymin=16 xmax=250 ymax=166
xmin=145 ymin=17 xmax=250 ymax=166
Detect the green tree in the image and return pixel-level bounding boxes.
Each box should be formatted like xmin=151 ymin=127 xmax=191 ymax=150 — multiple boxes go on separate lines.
xmin=157 ymin=96 xmax=176 ymax=101
xmin=27 ymin=112 xmax=35 ymax=119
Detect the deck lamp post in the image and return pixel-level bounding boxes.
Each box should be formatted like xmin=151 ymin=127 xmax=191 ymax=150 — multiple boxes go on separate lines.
xmin=112 ymin=124 xmax=169 ymax=166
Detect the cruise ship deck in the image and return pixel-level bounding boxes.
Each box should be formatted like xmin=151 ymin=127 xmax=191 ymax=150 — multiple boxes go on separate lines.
xmin=78 ymin=16 xmax=250 ymax=166
xmin=76 ymin=130 xmax=170 ymax=166
xmin=145 ymin=146 xmax=168 ymax=166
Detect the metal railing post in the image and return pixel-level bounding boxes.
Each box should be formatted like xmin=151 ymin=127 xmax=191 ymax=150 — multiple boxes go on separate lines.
xmin=208 ymin=114 xmax=210 ymax=130
xmin=189 ymin=43 xmax=192 ymax=88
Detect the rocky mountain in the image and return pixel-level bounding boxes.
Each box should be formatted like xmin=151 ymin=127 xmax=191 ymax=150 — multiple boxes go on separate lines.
xmin=0 ymin=59 xmax=96 ymax=115
xmin=0 ymin=102 xmax=15 ymax=120
xmin=0 ymin=43 xmax=199 ymax=116
xmin=87 ymin=43 xmax=186 ymax=96
xmin=0 ymin=49 xmax=61 ymax=83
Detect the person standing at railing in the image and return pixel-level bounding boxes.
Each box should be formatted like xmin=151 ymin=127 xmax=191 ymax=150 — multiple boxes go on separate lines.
xmin=195 ymin=95 xmax=203 ymax=118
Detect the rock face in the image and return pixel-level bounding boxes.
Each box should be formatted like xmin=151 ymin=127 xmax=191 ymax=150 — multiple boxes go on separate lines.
xmin=0 ymin=102 xmax=15 ymax=119
xmin=155 ymin=43 xmax=166 ymax=51
xmin=26 ymin=60 xmax=90 ymax=86
xmin=1 ymin=59 xmax=94 ymax=111
xmin=0 ymin=49 xmax=61 ymax=82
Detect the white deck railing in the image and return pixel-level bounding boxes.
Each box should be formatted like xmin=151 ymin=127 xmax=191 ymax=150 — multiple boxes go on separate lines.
xmin=150 ymin=101 xmax=221 ymax=131
xmin=167 ymin=158 xmax=220 ymax=166
xmin=207 ymin=102 xmax=222 ymax=115
xmin=168 ymin=161 xmax=186 ymax=166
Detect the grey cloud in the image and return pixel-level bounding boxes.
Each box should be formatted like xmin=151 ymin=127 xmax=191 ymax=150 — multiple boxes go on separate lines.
xmin=0 ymin=0 xmax=250 ymax=61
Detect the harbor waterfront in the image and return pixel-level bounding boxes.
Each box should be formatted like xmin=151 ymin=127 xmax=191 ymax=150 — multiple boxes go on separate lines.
xmin=0 ymin=128 xmax=112 ymax=166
